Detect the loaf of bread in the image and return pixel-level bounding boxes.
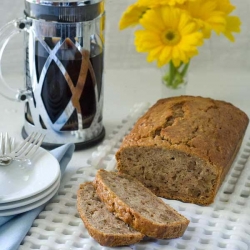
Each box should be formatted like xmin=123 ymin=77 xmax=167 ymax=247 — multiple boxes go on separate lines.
xmin=94 ymin=169 xmax=189 ymax=239
xmin=116 ymin=96 xmax=249 ymax=205
xmin=77 ymin=182 xmax=144 ymax=247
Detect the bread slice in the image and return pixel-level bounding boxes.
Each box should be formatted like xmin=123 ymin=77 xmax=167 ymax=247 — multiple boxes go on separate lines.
xmin=77 ymin=182 xmax=144 ymax=247
xmin=94 ymin=169 xmax=189 ymax=239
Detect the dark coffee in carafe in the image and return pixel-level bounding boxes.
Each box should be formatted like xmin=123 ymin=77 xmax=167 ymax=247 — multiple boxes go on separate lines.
xmin=26 ymin=38 xmax=103 ymax=132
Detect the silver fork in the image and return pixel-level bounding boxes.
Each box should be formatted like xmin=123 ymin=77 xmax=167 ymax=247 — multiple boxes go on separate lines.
xmin=0 ymin=133 xmax=15 ymax=165
xmin=0 ymin=132 xmax=45 ymax=166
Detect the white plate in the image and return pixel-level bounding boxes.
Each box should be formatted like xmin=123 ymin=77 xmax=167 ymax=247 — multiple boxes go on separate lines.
xmin=0 ymin=172 xmax=61 ymax=210
xmin=0 ymin=179 xmax=60 ymax=216
xmin=0 ymin=147 xmax=60 ymax=203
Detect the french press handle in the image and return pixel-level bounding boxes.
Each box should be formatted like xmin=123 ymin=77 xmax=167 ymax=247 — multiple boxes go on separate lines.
xmin=0 ymin=18 xmax=31 ymax=101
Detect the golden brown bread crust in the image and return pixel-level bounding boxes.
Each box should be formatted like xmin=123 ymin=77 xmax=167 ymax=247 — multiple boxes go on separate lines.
xmin=116 ymin=96 xmax=249 ymax=205
xmin=94 ymin=169 xmax=190 ymax=239
xmin=77 ymin=182 xmax=143 ymax=247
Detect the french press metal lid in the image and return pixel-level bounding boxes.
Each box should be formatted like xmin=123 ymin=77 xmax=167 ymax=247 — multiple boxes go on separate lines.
xmin=24 ymin=0 xmax=104 ymax=22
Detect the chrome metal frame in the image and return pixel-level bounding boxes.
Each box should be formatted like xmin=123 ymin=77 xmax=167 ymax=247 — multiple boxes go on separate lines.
xmin=25 ymin=0 xmax=102 ymax=6
xmin=24 ymin=14 xmax=104 ymax=146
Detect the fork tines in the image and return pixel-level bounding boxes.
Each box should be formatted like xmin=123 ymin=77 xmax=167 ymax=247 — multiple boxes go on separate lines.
xmin=0 ymin=132 xmax=14 ymax=156
xmin=14 ymin=132 xmax=45 ymax=160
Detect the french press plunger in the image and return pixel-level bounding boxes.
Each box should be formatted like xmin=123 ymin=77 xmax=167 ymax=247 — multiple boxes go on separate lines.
xmin=0 ymin=0 xmax=105 ymax=150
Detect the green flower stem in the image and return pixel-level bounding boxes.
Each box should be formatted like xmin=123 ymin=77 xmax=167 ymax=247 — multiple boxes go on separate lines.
xmin=180 ymin=62 xmax=190 ymax=79
xmin=168 ymin=61 xmax=176 ymax=87
xmin=162 ymin=61 xmax=189 ymax=89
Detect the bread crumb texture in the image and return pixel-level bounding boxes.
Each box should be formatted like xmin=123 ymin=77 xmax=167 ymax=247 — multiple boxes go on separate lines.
xmin=77 ymin=182 xmax=143 ymax=247
xmin=116 ymin=96 xmax=249 ymax=205
xmin=94 ymin=169 xmax=189 ymax=239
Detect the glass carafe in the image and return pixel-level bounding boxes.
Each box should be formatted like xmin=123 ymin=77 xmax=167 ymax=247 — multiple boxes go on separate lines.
xmin=0 ymin=0 xmax=105 ymax=149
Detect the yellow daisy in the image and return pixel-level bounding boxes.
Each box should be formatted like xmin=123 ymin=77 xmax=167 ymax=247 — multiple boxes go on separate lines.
xmin=214 ymin=0 xmax=241 ymax=42
xmin=119 ymin=3 xmax=148 ymax=30
xmin=135 ymin=6 xmax=203 ymax=67
xmin=137 ymin=0 xmax=160 ymax=8
xmin=138 ymin=0 xmax=194 ymax=7
xmin=216 ymin=0 xmax=235 ymax=15
xmin=223 ymin=15 xmax=241 ymax=42
xmin=182 ymin=0 xmax=226 ymax=38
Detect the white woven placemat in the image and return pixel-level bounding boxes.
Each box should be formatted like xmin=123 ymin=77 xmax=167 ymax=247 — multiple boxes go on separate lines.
xmin=20 ymin=103 xmax=250 ymax=250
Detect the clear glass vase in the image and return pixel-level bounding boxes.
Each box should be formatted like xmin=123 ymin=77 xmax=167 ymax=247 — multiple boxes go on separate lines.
xmin=161 ymin=61 xmax=189 ymax=98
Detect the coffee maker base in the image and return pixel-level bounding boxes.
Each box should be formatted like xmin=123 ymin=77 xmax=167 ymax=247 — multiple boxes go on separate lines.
xmin=21 ymin=126 xmax=105 ymax=151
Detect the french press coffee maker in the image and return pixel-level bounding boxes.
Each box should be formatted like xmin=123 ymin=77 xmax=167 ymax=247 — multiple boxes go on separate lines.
xmin=0 ymin=0 xmax=105 ymax=150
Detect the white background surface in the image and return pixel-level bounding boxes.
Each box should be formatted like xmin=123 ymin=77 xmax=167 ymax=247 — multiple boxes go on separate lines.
xmin=0 ymin=1 xmax=250 ymax=249
xmin=0 ymin=0 xmax=249 ymax=205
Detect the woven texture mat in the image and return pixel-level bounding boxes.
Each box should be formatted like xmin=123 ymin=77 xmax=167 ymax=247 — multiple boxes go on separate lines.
xmin=20 ymin=103 xmax=250 ymax=250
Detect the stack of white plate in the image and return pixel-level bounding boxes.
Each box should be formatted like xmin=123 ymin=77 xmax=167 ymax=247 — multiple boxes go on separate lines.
xmin=0 ymin=148 xmax=60 ymax=216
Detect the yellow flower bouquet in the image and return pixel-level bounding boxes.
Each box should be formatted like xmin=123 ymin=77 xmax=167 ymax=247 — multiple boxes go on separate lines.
xmin=119 ymin=0 xmax=241 ymax=90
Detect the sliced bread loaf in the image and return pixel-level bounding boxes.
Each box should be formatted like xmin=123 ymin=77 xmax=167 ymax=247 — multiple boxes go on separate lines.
xmin=116 ymin=96 xmax=249 ymax=205
xmin=94 ymin=169 xmax=189 ymax=239
xmin=77 ymin=182 xmax=144 ymax=247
